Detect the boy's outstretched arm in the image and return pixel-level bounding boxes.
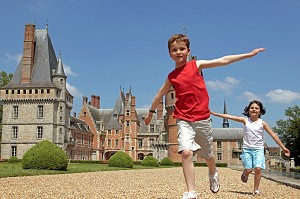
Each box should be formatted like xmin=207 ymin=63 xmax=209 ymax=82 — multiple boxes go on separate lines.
xmin=144 ymin=78 xmax=172 ymax=125
xmin=196 ymin=48 xmax=266 ymax=69
xmin=210 ymin=111 xmax=247 ymax=124
xmin=263 ymin=121 xmax=291 ymax=156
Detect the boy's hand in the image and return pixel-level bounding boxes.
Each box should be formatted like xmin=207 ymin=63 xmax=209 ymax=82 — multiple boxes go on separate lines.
xmin=144 ymin=114 xmax=153 ymax=125
xmin=250 ymin=48 xmax=266 ymax=56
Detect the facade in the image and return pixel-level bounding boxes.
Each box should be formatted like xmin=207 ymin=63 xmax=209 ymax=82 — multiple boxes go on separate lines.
xmin=0 ymin=24 xmax=92 ymax=159
xmin=78 ymin=89 xmax=167 ymax=161
xmin=0 ymin=24 xmax=247 ymax=166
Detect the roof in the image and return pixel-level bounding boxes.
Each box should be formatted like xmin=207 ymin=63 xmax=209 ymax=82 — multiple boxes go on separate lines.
xmin=5 ymin=29 xmax=58 ymax=88
xmin=212 ymin=128 xmax=244 ymax=140
xmin=70 ymin=116 xmax=93 ymax=134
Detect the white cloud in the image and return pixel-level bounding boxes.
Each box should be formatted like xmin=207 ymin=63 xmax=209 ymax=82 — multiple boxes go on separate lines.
xmin=4 ymin=53 xmax=22 ymax=63
xmin=206 ymin=76 xmax=239 ymax=94
xmin=265 ymin=89 xmax=300 ymax=103
xmin=239 ymin=91 xmax=262 ymax=102
xmin=64 ymin=63 xmax=77 ymax=76
xmin=66 ymin=82 xmax=82 ymax=98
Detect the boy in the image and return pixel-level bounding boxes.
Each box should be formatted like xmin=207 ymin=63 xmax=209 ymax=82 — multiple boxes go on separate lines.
xmin=144 ymin=34 xmax=265 ymax=199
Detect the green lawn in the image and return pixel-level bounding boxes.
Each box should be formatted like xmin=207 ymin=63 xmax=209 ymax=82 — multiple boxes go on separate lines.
xmin=0 ymin=162 xmax=156 ymax=178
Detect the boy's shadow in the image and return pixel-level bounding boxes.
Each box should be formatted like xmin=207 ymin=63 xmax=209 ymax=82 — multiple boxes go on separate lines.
xmin=228 ymin=190 xmax=253 ymax=195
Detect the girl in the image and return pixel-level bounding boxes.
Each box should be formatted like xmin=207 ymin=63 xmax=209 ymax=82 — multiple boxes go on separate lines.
xmin=211 ymin=100 xmax=290 ymax=196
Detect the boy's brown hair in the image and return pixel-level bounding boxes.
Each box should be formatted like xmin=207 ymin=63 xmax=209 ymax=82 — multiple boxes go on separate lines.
xmin=168 ymin=34 xmax=190 ymax=52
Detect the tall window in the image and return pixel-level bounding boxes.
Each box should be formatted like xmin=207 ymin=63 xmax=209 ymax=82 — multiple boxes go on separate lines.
xmin=13 ymin=106 xmax=18 ymax=118
xmin=217 ymin=141 xmax=222 ymax=149
xmin=217 ymin=153 xmax=222 ymax=161
xmin=37 ymin=105 xmax=44 ymax=118
xmin=150 ymin=124 xmax=155 ymax=132
xmin=138 ymin=139 xmax=143 ymax=148
xmin=125 ymin=134 xmax=129 ymax=142
xmin=12 ymin=126 xmax=18 ymax=139
xmin=11 ymin=146 xmax=17 ymax=157
xmin=115 ymin=139 xmax=119 ymax=147
xmin=238 ymin=141 xmax=243 ymax=149
xmin=37 ymin=126 xmax=43 ymax=139
xmin=108 ymin=139 xmax=111 ymax=146
xmin=81 ymin=134 xmax=84 ymax=144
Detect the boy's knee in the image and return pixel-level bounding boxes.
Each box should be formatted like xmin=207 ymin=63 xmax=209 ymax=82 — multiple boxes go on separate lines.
xmin=181 ymin=149 xmax=193 ymax=159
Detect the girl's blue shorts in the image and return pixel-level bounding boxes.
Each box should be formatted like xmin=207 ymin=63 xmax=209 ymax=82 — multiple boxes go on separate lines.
xmin=240 ymin=148 xmax=265 ymax=169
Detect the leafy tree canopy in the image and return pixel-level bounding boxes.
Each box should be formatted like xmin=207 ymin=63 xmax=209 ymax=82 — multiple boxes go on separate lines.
xmin=0 ymin=71 xmax=13 ymax=87
xmin=273 ymin=105 xmax=300 ymax=166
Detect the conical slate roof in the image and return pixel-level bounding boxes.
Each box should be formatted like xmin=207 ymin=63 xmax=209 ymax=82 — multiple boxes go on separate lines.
xmin=4 ymin=29 xmax=58 ymax=88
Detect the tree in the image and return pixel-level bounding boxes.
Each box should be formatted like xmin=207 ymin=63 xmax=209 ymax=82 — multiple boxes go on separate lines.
xmin=0 ymin=71 xmax=13 ymax=87
xmin=273 ymin=105 xmax=300 ymax=166
xmin=0 ymin=70 xmax=13 ymax=155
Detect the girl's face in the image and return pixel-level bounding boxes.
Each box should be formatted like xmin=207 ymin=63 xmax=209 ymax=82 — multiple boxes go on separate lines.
xmin=169 ymin=41 xmax=190 ymax=68
xmin=248 ymin=103 xmax=261 ymax=117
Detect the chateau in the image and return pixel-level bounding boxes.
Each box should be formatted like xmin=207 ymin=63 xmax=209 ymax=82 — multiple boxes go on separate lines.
xmin=0 ymin=24 xmax=93 ymax=159
xmin=0 ymin=24 xmax=255 ymax=166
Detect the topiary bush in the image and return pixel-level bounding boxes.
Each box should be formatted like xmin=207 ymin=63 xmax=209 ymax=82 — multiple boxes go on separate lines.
xmin=8 ymin=156 xmax=21 ymax=163
xmin=22 ymin=140 xmax=68 ymax=170
xmin=141 ymin=155 xmax=159 ymax=167
xmin=160 ymin=157 xmax=174 ymax=166
xmin=108 ymin=151 xmax=133 ymax=168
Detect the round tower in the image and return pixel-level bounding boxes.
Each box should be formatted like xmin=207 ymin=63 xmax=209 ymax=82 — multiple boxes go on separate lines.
xmin=165 ymin=86 xmax=182 ymax=162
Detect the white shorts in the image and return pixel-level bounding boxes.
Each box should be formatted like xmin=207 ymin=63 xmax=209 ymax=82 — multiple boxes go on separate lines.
xmin=177 ymin=118 xmax=213 ymax=159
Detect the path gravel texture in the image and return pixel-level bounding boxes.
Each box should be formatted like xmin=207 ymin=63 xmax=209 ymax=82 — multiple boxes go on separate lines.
xmin=0 ymin=167 xmax=299 ymax=199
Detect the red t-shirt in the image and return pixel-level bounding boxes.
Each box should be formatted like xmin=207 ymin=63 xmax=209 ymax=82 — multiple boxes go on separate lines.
xmin=168 ymin=60 xmax=210 ymax=121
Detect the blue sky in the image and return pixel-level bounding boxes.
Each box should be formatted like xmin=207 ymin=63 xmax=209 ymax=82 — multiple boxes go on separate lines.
xmin=1 ymin=1 xmax=299 ymax=147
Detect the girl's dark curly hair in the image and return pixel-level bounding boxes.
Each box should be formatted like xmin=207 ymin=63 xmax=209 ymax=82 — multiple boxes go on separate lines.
xmin=243 ymin=100 xmax=266 ymax=118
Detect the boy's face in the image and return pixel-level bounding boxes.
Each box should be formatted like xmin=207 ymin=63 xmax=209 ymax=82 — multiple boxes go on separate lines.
xmin=169 ymin=41 xmax=190 ymax=67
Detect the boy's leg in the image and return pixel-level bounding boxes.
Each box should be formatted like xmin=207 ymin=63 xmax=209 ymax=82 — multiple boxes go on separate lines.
xmin=193 ymin=118 xmax=219 ymax=193
xmin=177 ymin=120 xmax=201 ymax=195
xmin=205 ymin=156 xmax=217 ymax=175
xmin=181 ymin=149 xmax=195 ymax=192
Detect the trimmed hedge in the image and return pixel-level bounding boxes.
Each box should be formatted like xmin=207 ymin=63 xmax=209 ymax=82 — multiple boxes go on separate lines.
xmin=8 ymin=156 xmax=21 ymax=163
xmin=108 ymin=151 xmax=133 ymax=168
xmin=160 ymin=157 xmax=174 ymax=166
xmin=141 ymin=156 xmax=159 ymax=167
xmin=22 ymin=140 xmax=68 ymax=170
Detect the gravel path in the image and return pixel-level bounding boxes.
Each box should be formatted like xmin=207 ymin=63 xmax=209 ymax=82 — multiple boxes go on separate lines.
xmin=0 ymin=167 xmax=299 ymax=198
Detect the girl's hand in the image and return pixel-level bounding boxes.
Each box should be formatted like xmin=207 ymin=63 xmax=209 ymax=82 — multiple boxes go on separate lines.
xmin=283 ymin=147 xmax=291 ymax=157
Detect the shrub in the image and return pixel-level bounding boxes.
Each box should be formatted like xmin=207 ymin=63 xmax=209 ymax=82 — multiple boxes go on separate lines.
xmin=108 ymin=151 xmax=133 ymax=168
xmin=8 ymin=156 xmax=21 ymax=163
xmin=141 ymin=155 xmax=159 ymax=167
xmin=160 ymin=157 xmax=174 ymax=166
xmin=22 ymin=140 xmax=68 ymax=170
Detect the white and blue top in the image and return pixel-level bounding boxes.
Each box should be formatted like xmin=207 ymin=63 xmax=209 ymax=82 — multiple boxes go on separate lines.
xmin=243 ymin=118 xmax=264 ymax=149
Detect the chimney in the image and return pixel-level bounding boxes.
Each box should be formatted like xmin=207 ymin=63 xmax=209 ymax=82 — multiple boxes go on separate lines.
xmin=130 ymin=96 xmax=136 ymax=114
xmin=91 ymin=95 xmax=100 ymax=109
xmin=83 ymin=96 xmax=88 ymax=105
xmin=21 ymin=24 xmax=36 ymax=83
xmin=157 ymin=98 xmax=163 ymax=120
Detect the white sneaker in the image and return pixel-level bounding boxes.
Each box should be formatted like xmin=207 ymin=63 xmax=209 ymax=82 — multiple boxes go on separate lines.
xmin=253 ymin=190 xmax=261 ymax=196
xmin=182 ymin=191 xmax=198 ymax=199
xmin=209 ymin=170 xmax=220 ymax=193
